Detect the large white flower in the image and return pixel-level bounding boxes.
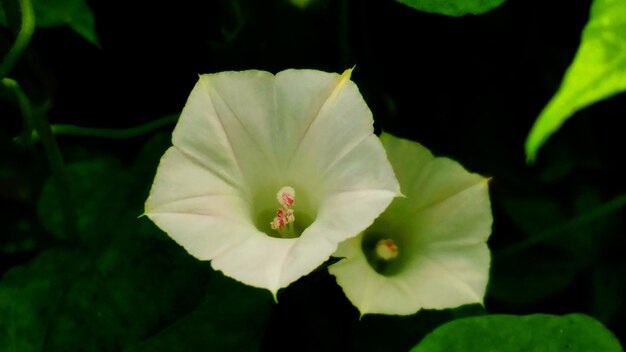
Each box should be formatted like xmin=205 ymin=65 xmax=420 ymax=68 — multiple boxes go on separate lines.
xmin=144 ymin=69 xmax=399 ymax=296
xmin=329 ymin=133 xmax=492 ymax=315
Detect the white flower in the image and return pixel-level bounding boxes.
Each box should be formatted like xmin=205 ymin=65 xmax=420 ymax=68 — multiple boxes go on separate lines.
xmin=144 ymin=69 xmax=400 ymax=297
xmin=329 ymin=133 xmax=492 ymax=315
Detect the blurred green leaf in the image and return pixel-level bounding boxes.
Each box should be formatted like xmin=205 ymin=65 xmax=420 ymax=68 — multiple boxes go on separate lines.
xmin=525 ymin=0 xmax=626 ymax=162
xmin=0 ymin=5 xmax=6 ymax=26
xmin=492 ymin=197 xmax=579 ymax=304
xmin=499 ymin=196 xmax=566 ymax=235
xmin=499 ymin=193 xmax=603 ymax=260
xmin=37 ymin=132 xmax=170 ymax=243
xmin=356 ymin=305 xmax=486 ymax=352
xmin=5 ymin=133 xmax=274 ymax=350
xmin=411 ymin=314 xmax=624 ymax=352
xmin=37 ymin=155 xmax=122 ymax=241
xmin=489 ymin=246 xmax=579 ymax=304
xmin=492 ymin=191 xmax=623 ymax=304
xmin=0 ymin=227 xmax=273 ymax=351
xmin=31 ymin=0 xmax=99 ymax=46
xmin=395 ymin=0 xmax=506 ymax=16
xmin=125 ymin=268 xmax=273 ymax=352
xmin=591 ymin=259 xmax=626 ymax=326
xmin=0 ymin=248 xmax=88 ymax=351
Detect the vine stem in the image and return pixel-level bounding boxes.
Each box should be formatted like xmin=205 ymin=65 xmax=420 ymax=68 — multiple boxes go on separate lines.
xmin=50 ymin=114 xmax=179 ymax=139
xmin=3 ymin=78 xmax=78 ymax=238
xmin=0 ymin=0 xmax=35 ymax=80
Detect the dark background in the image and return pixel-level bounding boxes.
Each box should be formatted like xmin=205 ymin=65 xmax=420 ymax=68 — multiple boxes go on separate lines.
xmin=1 ymin=0 xmax=624 ymax=350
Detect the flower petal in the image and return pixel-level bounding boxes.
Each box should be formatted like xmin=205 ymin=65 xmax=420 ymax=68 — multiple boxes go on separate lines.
xmin=380 ymin=132 xmax=487 ymax=211
xmin=284 ymin=70 xmax=389 ymax=191
xmin=172 ymin=70 xmax=279 ymax=189
xmin=331 ymin=237 xmax=489 ymax=315
xmin=330 ymin=236 xmax=421 ymax=316
xmin=330 ymin=133 xmax=492 ymax=315
xmin=274 ymin=69 xmax=356 ymax=166
xmin=409 ymin=181 xmax=492 ymax=247
xmin=145 ymin=147 xmax=253 ymax=259
xmin=211 ymin=235 xmax=337 ymax=296
xmin=147 ymin=69 xmax=400 ymax=295
xmin=404 ymin=244 xmax=490 ymax=309
xmin=145 ymin=147 xmax=334 ymax=295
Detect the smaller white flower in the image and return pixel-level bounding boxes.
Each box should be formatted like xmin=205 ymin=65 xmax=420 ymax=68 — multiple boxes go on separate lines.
xmin=329 ymin=133 xmax=493 ymax=316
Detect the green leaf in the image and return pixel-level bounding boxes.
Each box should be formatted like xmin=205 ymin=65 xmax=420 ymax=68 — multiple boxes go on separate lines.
xmin=124 ymin=269 xmax=273 ymax=352
xmin=395 ymin=0 xmax=506 ymax=17
xmin=31 ymin=0 xmax=99 ymax=46
xmin=0 ymin=5 xmax=6 ymax=26
xmin=411 ymin=314 xmax=624 ymax=352
xmin=489 ymin=246 xmax=580 ymax=304
xmin=37 ymin=155 xmax=123 ymax=241
xmin=0 ymin=248 xmax=87 ymax=352
xmin=355 ymin=305 xmax=486 ymax=352
xmin=17 ymin=133 xmax=274 ymax=350
xmin=490 ymin=197 xmax=576 ymax=304
xmin=525 ymin=0 xmax=626 ymax=163
xmin=498 ymin=196 xmax=566 ymax=235
xmin=0 ymin=229 xmax=273 ymax=350
xmin=37 ymin=132 xmax=171 ymax=242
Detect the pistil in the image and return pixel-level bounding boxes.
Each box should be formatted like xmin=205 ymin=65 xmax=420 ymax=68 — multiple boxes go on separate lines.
xmin=375 ymin=239 xmax=399 ymax=261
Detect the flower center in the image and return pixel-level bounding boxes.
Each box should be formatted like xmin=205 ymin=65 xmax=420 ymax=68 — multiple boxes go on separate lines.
xmin=375 ymin=239 xmax=399 ymax=261
xmin=270 ymin=186 xmax=297 ymax=238
xmin=361 ymin=230 xmax=405 ymax=276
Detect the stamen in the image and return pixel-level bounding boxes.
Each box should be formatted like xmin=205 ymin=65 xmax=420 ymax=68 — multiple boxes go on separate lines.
xmin=270 ymin=186 xmax=296 ymax=234
xmin=375 ymin=239 xmax=399 ymax=261
xmin=271 ymin=209 xmax=287 ymax=230
xmin=285 ymin=208 xmax=295 ymax=223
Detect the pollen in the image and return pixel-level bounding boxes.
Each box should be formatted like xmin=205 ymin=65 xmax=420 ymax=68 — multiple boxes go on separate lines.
xmin=375 ymin=239 xmax=399 ymax=261
xmin=277 ymin=186 xmax=296 ymax=208
xmin=270 ymin=186 xmax=296 ymax=232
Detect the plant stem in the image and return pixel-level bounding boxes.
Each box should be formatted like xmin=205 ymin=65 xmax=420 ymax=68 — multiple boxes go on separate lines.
xmin=3 ymin=78 xmax=78 ymax=238
xmin=0 ymin=0 xmax=35 ymax=80
xmin=50 ymin=114 xmax=179 ymax=139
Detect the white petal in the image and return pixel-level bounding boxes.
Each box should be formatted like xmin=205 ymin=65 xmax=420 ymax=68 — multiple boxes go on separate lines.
xmin=274 ymin=69 xmax=353 ymax=166
xmin=282 ymin=70 xmax=397 ymax=193
xmin=403 ymin=244 xmax=490 ymax=309
xmin=330 ymin=236 xmax=424 ymax=316
xmin=409 ymin=181 xmax=492 ymax=247
xmin=330 ymin=134 xmax=492 ymax=315
xmin=145 ymin=147 xmax=253 ymax=259
xmin=309 ymin=187 xmax=399 ymax=243
xmin=172 ymin=70 xmax=279 ymax=189
xmin=283 ymin=138 xmax=399 ymax=288
xmin=380 ymin=132 xmax=487 ymax=211
xmin=211 ymin=235 xmax=337 ymax=295
xmin=331 ymin=237 xmax=489 ymax=315
xmin=145 ymin=147 xmax=333 ymax=294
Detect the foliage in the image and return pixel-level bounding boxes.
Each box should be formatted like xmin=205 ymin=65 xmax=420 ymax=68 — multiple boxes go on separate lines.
xmin=412 ymin=314 xmax=623 ymax=351
xmin=395 ymin=0 xmax=506 ymax=16
xmin=1 ymin=0 xmax=624 ymax=350
xmin=525 ymin=0 xmax=626 ymax=162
